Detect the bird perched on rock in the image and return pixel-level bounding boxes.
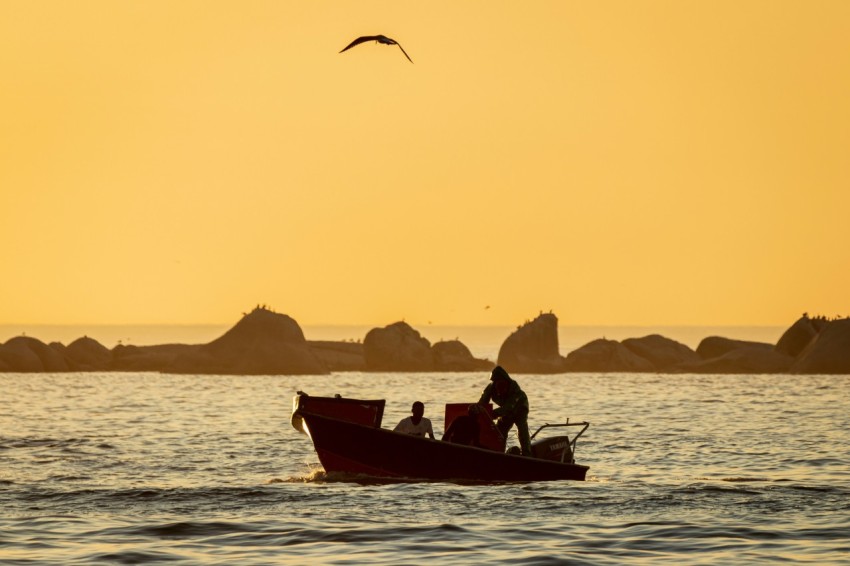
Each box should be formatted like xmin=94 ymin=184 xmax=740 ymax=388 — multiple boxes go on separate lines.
xmin=339 ymin=34 xmax=413 ymax=63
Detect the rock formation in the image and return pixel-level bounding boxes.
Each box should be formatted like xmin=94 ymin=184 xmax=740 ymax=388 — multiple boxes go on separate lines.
xmin=338 ymin=323 xmax=492 ymax=372
xmin=792 ymin=318 xmax=850 ymax=374
xmin=65 ymin=336 xmax=113 ymax=370
xmin=2 ymin=309 xmax=848 ymax=375
xmin=563 ymin=338 xmax=656 ymax=372
xmin=497 ymin=313 xmax=566 ymax=373
xmin=696 ymin=336 xmax=773 ymax=360
xmin=363 ymin=322 xmax=434 ymax=371
xmin=677 ymin=347 xmax=794 ymax=374
xmin=170 ymin=307 xmax=327 ymax=375
xmin=113 ymin=344 xmax=202 ymax=372
xmin=775 ymin=315 xmax=820 ymax=358
xmin=0 ymin=336 xmax=69 ymax=372
xmin=621 ymin=334 xmax=700 ymax=371
xmin=309 ymin=341 xmax=366 ymax=371
xmin=684 ymin=334 xmax=793 ymax=373
xmin=432 ymin=340 xmax=493 ymax=371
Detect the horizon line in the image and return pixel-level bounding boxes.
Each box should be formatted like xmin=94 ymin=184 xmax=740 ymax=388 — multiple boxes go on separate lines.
xmin=0 ymin=321 xmax=791 ymax=328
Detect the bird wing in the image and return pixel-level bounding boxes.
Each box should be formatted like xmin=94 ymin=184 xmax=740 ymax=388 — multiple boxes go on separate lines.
xmin=339 ymin=35 xmax=378 ymax=53
xmin=394 ymin=42 xmax=414 ymax=63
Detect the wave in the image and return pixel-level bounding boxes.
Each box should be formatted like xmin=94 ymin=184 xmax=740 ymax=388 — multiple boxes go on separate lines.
xmin=94 ymin=519 xmax=260 ymax=539
xmin=0 ymin=436 xmax=116 ymax=454
xmin=3 ymin=512 xmax=849 ymax=565
xmin=7 ymin=486 xmax=297 ymax=511
xmin=87 ymin=549 xmax=184 ymax=564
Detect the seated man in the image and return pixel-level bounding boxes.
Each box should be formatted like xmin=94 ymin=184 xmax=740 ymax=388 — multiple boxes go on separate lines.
xmin=393 ymin=401 xmax=435 ymax=439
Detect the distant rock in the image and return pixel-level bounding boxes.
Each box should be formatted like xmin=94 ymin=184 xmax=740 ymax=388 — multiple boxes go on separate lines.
xmin=0 ymin=337 xmax=45 ymax=372
xmin=4 ymin=310 xmax=845 ymax=375
xmin=677 ymin=347 xmax=794 ymax=374
xmin=65 ymin=336 xmax=112 ymax=371
xmin=49 ymin=341 xmax=68 ymax=364
xmin=171 ymin=307 xmax=327 ymax=375
xmin=792 ymin=318 xmax=850 ymax=374
xmin=213 ymin=307 xmax=306 ymax=347
xmin=0 ymin=336 xmax=69 ymax=372
xmin=696 ymin=336 xmax=772 ymax=360
xmin=105 ymin=308 xmax=327 ymax=375
xmin=686 ymin=333 xmax=794 ymax=373
xmin=497 ymin=313 xmax=566 ymax=373
xmin=113 ymin=344 xmax=201 ymax=372
xmin=432 ymin=340 xmax=493 ymax=371
xmin=621 ymin=334 xmax=700 ymax=371
xmin=364 ymin=321 xmax=434 ymax=371
xmin=563 ymin=338 xmax=656 ymax=373
xmin=309 ymin=341 xmax=365 ymax=371
xmin=775 ymin=316 xmax=819 ymax=358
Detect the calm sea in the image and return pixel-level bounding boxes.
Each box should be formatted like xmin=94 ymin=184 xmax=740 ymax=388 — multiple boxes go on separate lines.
xmin=1 ymin=370 xmax=848 ymax=564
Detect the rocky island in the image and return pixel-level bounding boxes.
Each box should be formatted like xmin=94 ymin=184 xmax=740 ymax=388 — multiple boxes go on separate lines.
xmin=1 ymin=308 xmax=848 ymax=375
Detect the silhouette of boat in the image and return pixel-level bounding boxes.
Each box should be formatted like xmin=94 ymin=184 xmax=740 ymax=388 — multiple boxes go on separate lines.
xmin=291 ymin=392 xmax=590 ymax=482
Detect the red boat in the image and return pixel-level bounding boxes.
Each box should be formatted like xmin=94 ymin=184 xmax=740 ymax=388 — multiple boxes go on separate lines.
xmin=291 ymin=392 xmax=590 ymax=482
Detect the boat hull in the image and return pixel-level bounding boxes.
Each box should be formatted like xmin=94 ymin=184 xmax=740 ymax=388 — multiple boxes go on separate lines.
xmin=300 ymin=411 xmax=589 ymax=482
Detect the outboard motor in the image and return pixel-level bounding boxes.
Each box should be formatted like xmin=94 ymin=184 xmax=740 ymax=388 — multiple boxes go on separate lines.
xmin=531 ymin=436 xmax=574 ymax=463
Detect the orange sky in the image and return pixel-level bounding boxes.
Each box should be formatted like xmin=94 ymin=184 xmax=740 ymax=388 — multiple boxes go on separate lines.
xmin=1 ymin=1 xmax=848 ymax=327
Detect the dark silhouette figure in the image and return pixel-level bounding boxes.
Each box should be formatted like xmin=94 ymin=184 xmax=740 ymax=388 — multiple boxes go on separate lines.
xmin=442 ymin=405 xmax=480 ymax=447
xmin=339 ymin=35 xmax=413 ymax=63
xmin=478 ymin=366 xmax=531 ymax=456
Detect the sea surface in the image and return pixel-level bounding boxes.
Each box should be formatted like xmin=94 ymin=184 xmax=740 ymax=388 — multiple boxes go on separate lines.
xmin=1 ymin=371 xmax=848 ymax=564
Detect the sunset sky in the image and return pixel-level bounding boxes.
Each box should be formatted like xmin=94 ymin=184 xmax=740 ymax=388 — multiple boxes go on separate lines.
xmin=2 ymin=1 xmax=848 ymax=327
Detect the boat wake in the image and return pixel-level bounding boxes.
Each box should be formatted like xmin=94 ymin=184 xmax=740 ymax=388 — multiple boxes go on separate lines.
xmin=274 ymin=469 xmax=427 ymax=485
xmin=269 ymin=468 xmax=331 ymax=484
xmin=274 ymin=468 xmax=567 ymax=486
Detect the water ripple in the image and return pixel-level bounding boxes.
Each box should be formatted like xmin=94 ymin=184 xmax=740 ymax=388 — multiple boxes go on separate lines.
xmin=0 ymin=372 xmax=848 ymax=564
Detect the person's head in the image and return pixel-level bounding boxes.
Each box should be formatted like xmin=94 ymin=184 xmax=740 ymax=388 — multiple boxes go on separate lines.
xmin=411 ymin=401 xmax=425 ymax=421
xmin=491 ymin=366 xmax=511 ymax=394
xmin=491 ymin=366 xmax=510 ymax=382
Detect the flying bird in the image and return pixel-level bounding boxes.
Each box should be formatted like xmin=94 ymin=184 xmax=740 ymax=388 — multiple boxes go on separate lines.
xmin=339 ymin=34 xmax=413 ymax=63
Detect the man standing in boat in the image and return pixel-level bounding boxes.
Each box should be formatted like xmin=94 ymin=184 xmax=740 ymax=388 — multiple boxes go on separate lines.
xmin=393 ymin=401 xmax=436 ymax=439
xmin=477 ymin=366 xmax=532 ymax=456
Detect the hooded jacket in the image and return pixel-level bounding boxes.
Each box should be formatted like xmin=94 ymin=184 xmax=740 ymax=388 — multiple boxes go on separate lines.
xmin=478 ymin=377 xmax=529 ymax=418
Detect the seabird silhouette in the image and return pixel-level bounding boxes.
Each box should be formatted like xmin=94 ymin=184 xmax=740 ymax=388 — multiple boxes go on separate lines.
xmin=339 ymin=34 xmax=413 ymax=63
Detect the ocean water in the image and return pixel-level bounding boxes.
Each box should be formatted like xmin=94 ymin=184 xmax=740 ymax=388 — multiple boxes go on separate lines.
xmin=1 ymin=371 xmax=848 ymax=564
